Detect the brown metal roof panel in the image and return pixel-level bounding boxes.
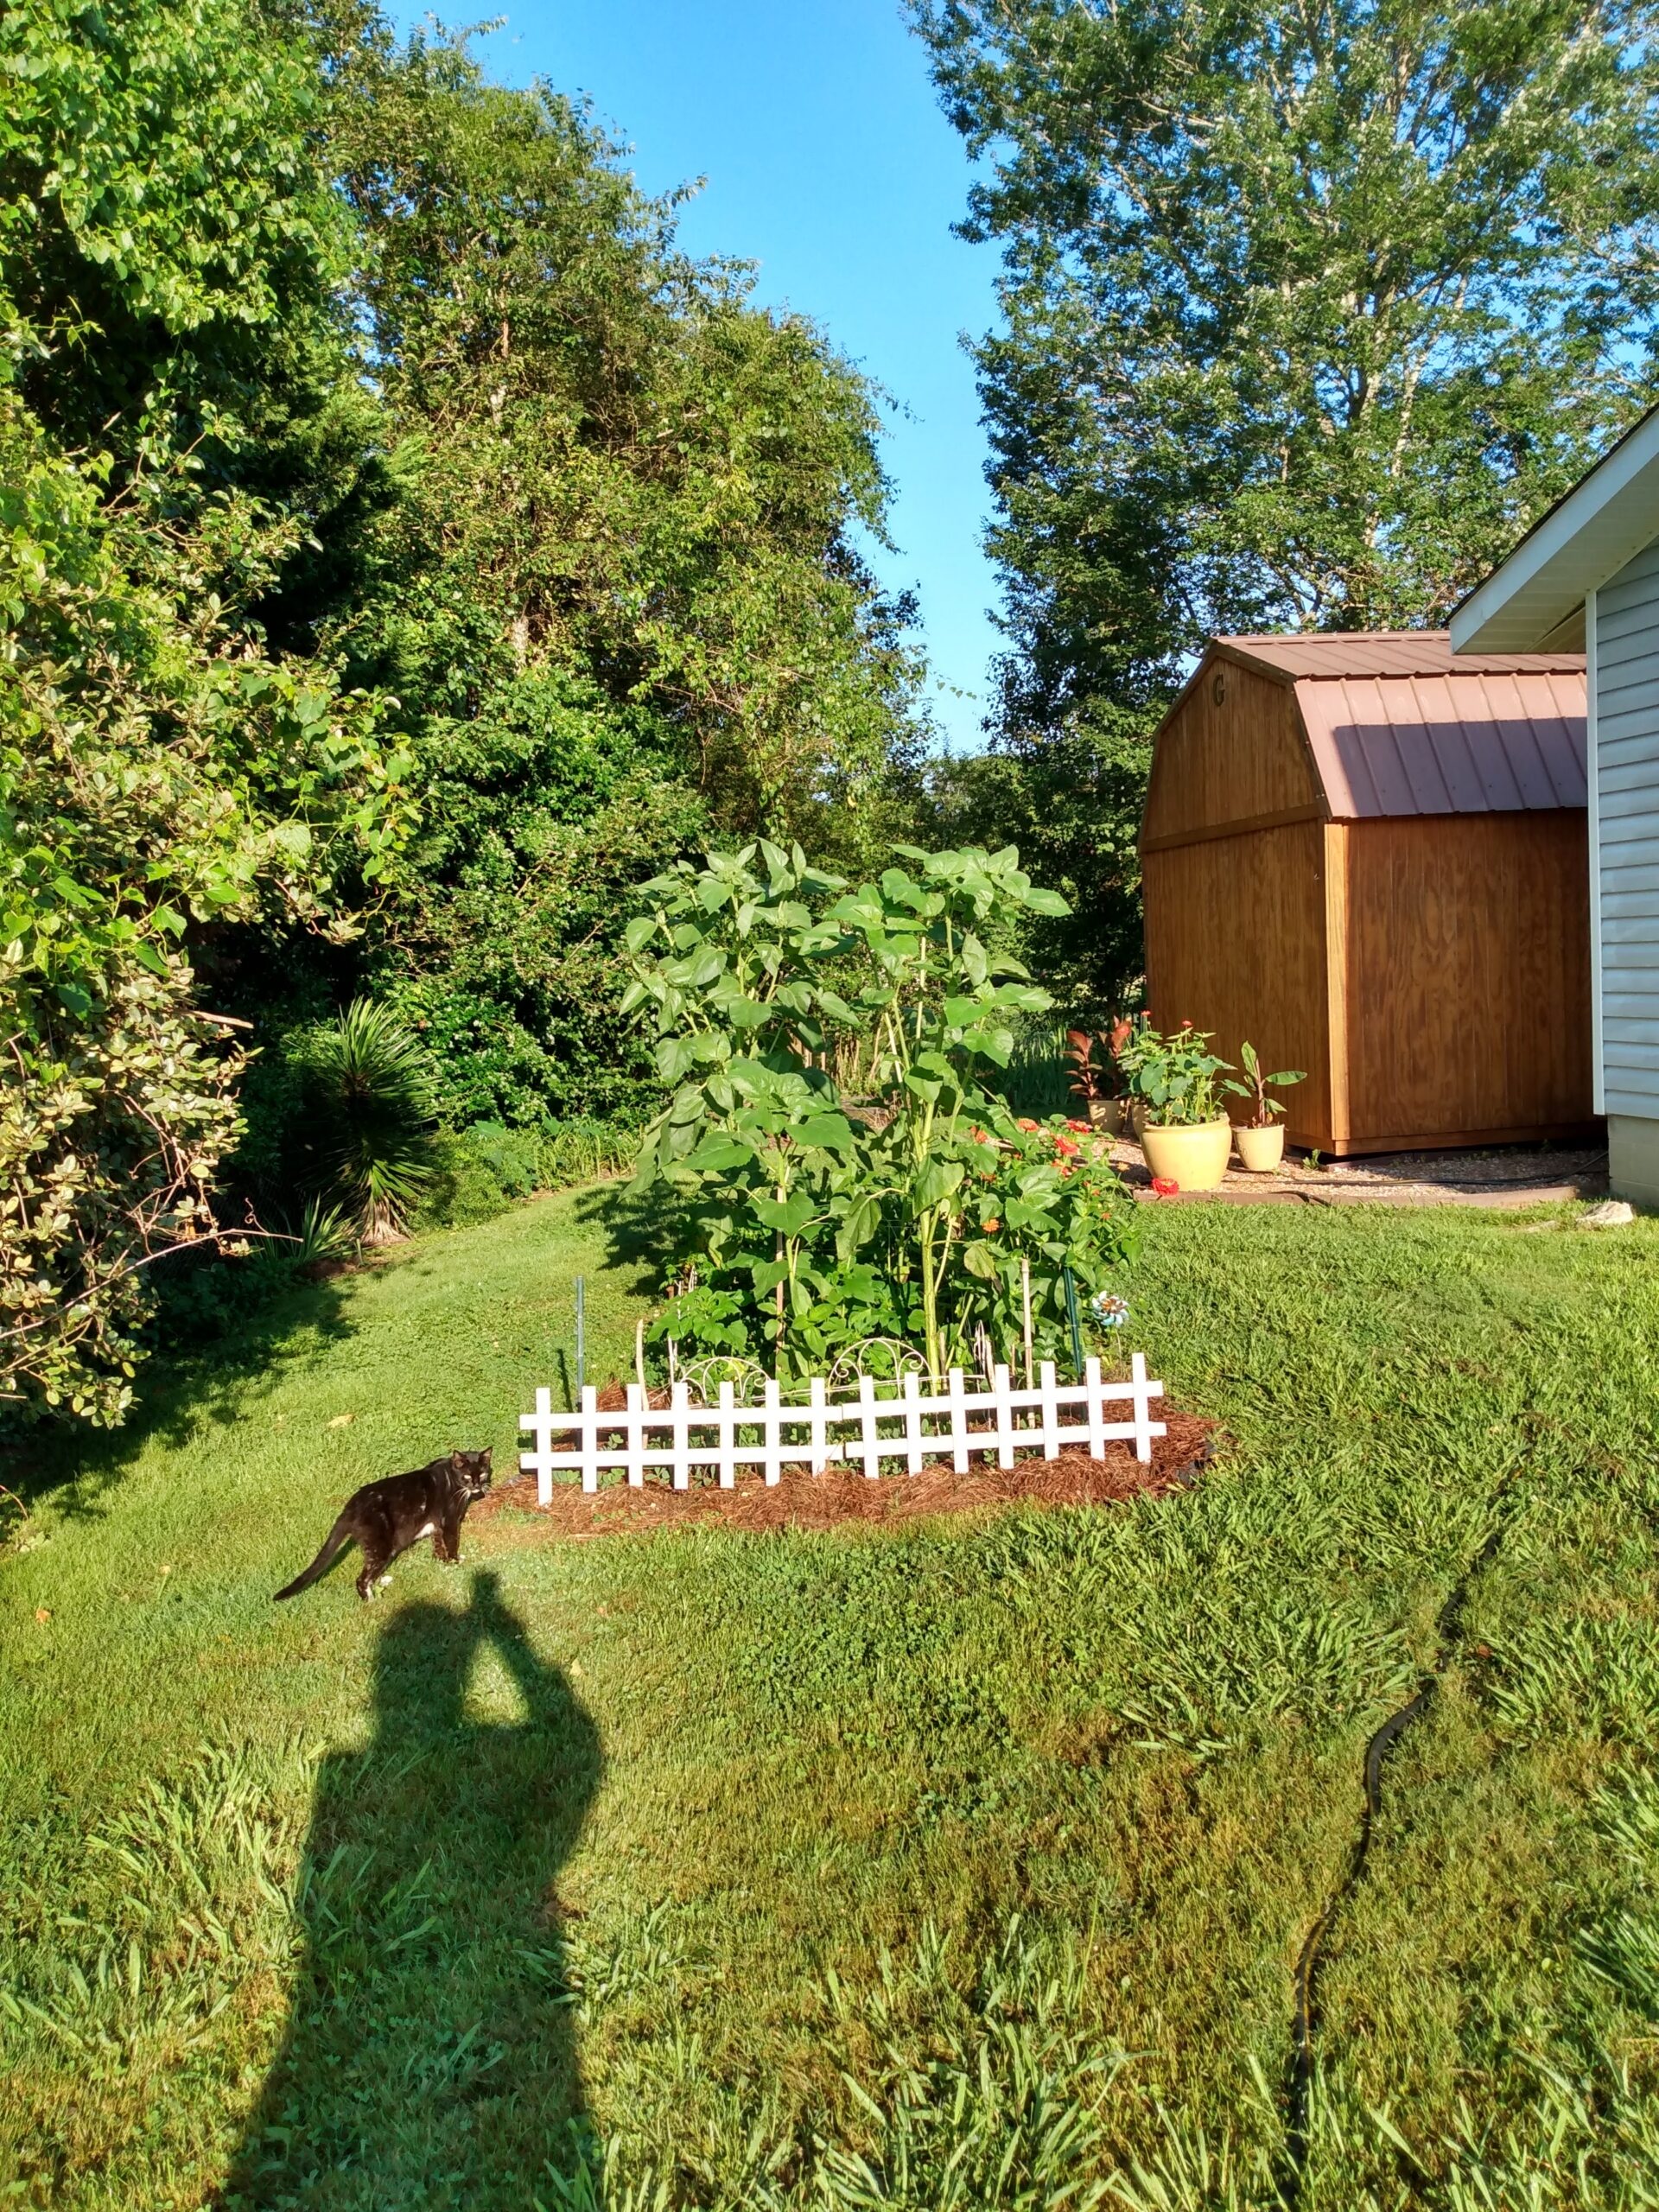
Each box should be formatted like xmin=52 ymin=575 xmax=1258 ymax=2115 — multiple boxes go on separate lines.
xmin=1517 ymin=672 xmax=1590 ymax=806
xmin=1215 ymin=630 xmax=1587 ymax=682
xmin=1419 ymin=675 xmax=1526 ymax=812
xmin=1469 ymin=674 xmax=1547 ymax=808
xmin=1491 ymin=673 xmax=1580 ymax=808
xmin=1292 ymin=671 xmax=1586 ymax=817
xmin=1353 ymin=677 xmax=1451 ymax=818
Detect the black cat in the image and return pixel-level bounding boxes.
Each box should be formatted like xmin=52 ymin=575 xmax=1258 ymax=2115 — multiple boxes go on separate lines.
xmin=275 ymin=1449 xmax=493 ymax=1602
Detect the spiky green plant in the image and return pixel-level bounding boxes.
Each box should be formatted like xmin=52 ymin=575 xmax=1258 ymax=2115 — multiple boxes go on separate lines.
xmin=302 ymin=1000 xmax=436 ymax=1244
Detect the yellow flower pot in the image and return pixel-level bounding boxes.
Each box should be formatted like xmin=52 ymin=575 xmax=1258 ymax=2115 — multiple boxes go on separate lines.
xmin=1234 ymin=1122 xmax=1286 ymax=1174
xmin=1139 ymin=1118 xmax=1232 ymax=1191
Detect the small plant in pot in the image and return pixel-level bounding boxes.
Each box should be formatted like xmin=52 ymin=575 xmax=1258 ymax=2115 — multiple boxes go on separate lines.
xmin=1116 ymin=1020 xmax=1234 ymax=1191
xmin=1224 ymin=1043 xmax=1305 ymax=1173
xmin=1065 ymin=1017 xmax=1133 ymax=1135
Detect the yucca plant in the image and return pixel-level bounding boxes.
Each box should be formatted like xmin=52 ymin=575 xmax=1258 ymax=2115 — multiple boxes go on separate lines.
xmin=301 ymin=1000 xmax=436 ymax=1245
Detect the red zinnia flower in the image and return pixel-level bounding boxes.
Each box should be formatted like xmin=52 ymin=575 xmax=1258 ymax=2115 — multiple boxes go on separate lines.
xmin=1015 ymin=1116 xmax=1039 ymax=1133
xmin=1054 ymin=1135 xmax=1079 ymax=1156
xmin=1152 ymin=1175 xmax=1179 ymax=1196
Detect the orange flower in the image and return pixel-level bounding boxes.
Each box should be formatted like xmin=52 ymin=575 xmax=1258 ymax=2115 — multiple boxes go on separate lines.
xmin=1066 ymin=1117 xmax=1090 ymax=1133
xmin=1054 ymin=1134 xmax=1080 ymax=1157
xmin=983 ymin=1218 xmax=1001 ymax=1233
xmin=1015 ymin=1116 xmax=1039 ymax=1133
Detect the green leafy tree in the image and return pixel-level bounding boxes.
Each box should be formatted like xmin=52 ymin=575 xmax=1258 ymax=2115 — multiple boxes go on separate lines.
xmin=1 ymin=0 xmax=413 ymax=1423
xmin=912 ymin=0 xmax=1659 ymax=1004
xmin=245 ymin=10 xmax=933 ymax=1130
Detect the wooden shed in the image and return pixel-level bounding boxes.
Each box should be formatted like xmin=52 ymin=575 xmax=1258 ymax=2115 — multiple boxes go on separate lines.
xmin=1140 ymin=632 xmax=1596 ymax=1157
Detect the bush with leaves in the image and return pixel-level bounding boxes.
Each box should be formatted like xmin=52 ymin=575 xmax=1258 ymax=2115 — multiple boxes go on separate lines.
xmin=0 ymin=0 xmax=416 ymax=1425
xmin=624 ymin=842 xmax=1137 ymax=1380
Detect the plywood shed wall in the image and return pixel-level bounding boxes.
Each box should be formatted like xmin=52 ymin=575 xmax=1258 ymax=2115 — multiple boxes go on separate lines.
xmin=1140 ymin=632 xmax=1596 ymax=1157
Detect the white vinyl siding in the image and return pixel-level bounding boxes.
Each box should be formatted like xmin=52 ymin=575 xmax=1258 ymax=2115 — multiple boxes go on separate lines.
xmin=1595 ymin=537 xmax=1659 ymax=1117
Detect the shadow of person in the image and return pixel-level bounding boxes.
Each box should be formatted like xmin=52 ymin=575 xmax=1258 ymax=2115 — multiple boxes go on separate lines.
xmin=222 ymin=1571 xmax=601 ymax=2210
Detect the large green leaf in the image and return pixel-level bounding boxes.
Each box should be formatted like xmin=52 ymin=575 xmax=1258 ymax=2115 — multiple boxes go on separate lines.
xmin=836 ymin=1189 xmax=882 ymax=1259
xmin=796 ymin=1112 xmax=856 ymax=1154
xmin=685 ymin=1134 xmax=752 ymax=1172
xmin=913 ymin=1159 xmax=965 ymax=1212
xmin=1023 ymin=887 xmax=1071 ymax=917
xmin=751 ymin=1192 xmax=817 ymax=1236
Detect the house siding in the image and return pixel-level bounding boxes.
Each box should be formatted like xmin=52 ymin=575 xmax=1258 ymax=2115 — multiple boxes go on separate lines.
xmin=1594 ymin=537 xmax=1659 ymax=1121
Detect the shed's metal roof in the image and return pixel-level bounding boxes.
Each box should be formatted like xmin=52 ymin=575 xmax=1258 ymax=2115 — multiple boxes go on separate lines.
xmin=1205 ymin=633 xmax=1586 ymax=818
xmin=1214 ymin=631 xmax=1586 ymax=681
xmin=1295 ymin=671 xmax=1586 ymax=817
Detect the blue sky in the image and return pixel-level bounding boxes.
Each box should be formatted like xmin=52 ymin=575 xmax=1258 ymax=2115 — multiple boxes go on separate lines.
xmin=389 ymin=1 xmax=1002 ymax=754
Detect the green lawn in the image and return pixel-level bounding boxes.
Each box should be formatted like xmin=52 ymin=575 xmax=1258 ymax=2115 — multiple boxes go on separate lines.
xmin=3 ymin=1187 xmax=1659 ymax=2209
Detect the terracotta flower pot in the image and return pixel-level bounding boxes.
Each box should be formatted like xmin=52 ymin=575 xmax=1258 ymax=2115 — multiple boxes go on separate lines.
xmin=1087 ymin=1096 xmax=1125 ymax=1136
xmin=1235 ymin=1122 xmax=1286 ymax=1173
xmin=1140 ymin=1118 xmax=1232 ymax=1192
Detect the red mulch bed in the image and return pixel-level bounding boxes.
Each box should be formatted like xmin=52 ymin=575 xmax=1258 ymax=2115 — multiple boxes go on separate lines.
xmin=478 ymin=1405 xmax=1216 ymax=1539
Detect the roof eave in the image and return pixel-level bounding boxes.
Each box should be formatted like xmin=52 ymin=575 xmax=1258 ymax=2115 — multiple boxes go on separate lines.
xmin=1451 ymin=404 xmax=1659 ymax=654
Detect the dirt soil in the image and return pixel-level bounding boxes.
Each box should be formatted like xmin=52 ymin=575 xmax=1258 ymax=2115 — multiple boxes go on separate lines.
xmin=479 ymin=1408 xmax=1215 ymax=1538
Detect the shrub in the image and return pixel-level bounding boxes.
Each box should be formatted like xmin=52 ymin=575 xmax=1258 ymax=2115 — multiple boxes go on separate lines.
xmin=416 ymin=1116 xmax=643 ymax=1230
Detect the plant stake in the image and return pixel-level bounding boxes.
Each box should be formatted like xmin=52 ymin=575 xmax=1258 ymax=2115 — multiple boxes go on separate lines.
xmin=575 ymin=1274 xmax=585 ymax=1403
xmin=1020 ymin=1257 xmax=1034 ymax=1389
xmin=1063 ymin=1263 xmax=1084 ymax=1380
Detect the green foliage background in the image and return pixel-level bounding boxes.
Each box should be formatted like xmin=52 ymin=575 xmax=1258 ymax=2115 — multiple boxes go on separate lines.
xmin=1 ymin=0 xmax=929 ymax=1421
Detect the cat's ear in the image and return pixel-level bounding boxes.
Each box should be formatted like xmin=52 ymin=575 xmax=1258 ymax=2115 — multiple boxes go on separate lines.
xmin=449 ymin=1449 xmax=466 ymax=1471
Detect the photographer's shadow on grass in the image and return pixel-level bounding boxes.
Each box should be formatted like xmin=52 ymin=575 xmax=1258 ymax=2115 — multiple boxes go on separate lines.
xmin=224 ymin=1570 xmax=601 ymax=2211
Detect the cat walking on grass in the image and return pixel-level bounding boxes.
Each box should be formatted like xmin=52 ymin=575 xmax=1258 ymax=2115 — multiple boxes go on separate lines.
xmin=275 ymin=1448 xmax=493 ymax=1602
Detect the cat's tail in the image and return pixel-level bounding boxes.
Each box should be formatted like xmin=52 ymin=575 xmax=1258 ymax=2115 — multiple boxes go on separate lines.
xmin=274 ymin=1514 xmax=352 ymax=1601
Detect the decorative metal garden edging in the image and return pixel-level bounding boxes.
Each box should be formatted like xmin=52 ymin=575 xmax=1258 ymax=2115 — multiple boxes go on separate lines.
xmin=518 ymin=1356 xmax=1166 ymax=1500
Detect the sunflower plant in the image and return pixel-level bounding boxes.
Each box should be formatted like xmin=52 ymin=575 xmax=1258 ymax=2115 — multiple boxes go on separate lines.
xmin=623 ymin=840 xmax=1137 ymax=1380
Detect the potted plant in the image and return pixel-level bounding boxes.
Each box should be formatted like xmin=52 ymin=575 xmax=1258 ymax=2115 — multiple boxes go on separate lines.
xmin=1116 ymin=1020 xmax=1234 ymax=1191
xmin=1065 ymin=1018 xmax=1133 ymax=1134
xmin=1224 ymin=1042 xmax=1306 ymax=1173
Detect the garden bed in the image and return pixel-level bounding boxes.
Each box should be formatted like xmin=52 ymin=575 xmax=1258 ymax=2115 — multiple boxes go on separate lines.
xmin=480 ymin=1407 xmax=1215 ymax=1536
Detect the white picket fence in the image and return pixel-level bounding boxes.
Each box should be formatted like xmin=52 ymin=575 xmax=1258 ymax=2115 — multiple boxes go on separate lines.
xmin=518 ymin=1355 xmax=1166 ymax=1500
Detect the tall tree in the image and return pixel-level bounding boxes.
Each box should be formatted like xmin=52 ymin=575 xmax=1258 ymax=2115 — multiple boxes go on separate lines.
xmin=265 ymin=13 xmax=931 ymax=1129
xmin=912 ymin=0 xmax=1659 ymax=1005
